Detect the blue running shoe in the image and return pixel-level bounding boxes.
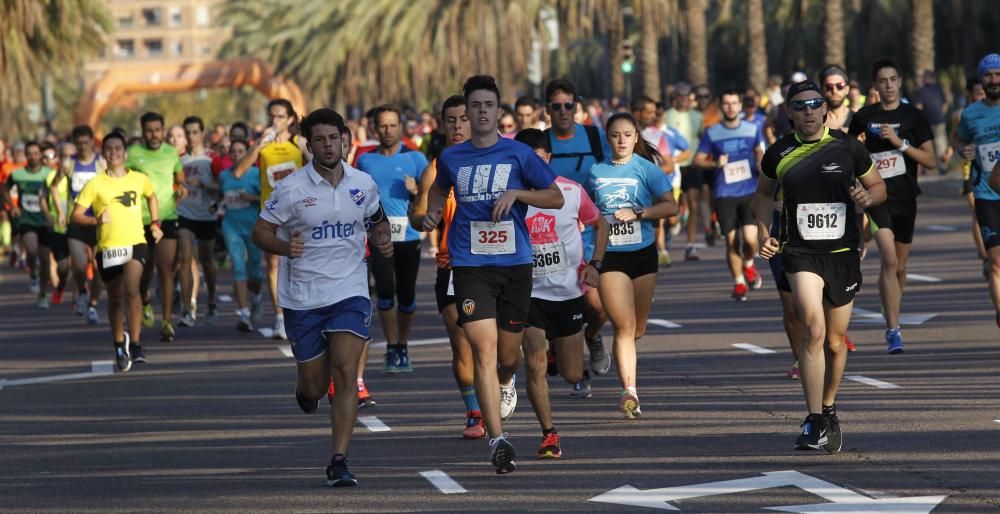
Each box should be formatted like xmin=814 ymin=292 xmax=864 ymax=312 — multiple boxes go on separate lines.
xmin=886 ymin=328 xmax=904 ymax=354
xmin=396 ymin=346 xmax=413 ymax=372
xmin=383 ymin=346 xmax=400 ymax=373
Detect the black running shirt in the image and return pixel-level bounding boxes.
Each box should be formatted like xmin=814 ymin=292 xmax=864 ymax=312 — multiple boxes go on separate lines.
xmin=848 ymin=102 xmax=932 ymax=200
xmin=761 ymin=127 xmax=874 ymax=256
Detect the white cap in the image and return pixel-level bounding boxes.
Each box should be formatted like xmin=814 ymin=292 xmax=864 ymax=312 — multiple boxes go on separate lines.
xmin=790 ymin=71 xmax=808 ymax=83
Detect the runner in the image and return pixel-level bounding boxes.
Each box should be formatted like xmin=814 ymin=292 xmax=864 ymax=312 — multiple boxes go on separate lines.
xmin=590 ymin=112 xmax=677 ymax=419
xmin=177 ymin=116 xmax=220 ymax=326
xmin=820 ymin=65 xmax=854 ymax=133
xmin=409 ymin=94 xmax=484 ymax=438
xmin=665 ymin=83 xmax=707 ymax=261
xmin=848 ymin=58 xmax=937 ymax=353
xmin=694 ymin=89 xmax=766 ymax=301
xmin=218 ymin=139 xmax=262 ymax=331
xmin=951 ymin=75 xmax=988 ymax=261
xmin=233 ymin=99 xmax=308 ymax=341
xmin=542 ymin=78 xmax=613 ymax=383
xmin=356 ymin=104 xmax=428 ymax=373
xmin=65 ymin=126 xmax=106 ymax=324
xmin=421 ymin=75 xmax=563 ymax=474
xmin=755 ymin=80 xmax=886 ymax=453
xmin=956 ymin=54 xmax=1000 ymax=328
xmin=252 ymin=107 xmax=393 ymax=487
xmin=515 ymin=128 xmax=610 ymax=456
xmin=39 ymin=145 xmax=70 ymax=306
xmin=514 ymin=96 xmax=544 ymax=131
xmin=127 ymin=112 xmax=185 ymax=342
xmin=71 ymin=132 xmax=162 ymax=372
xmin=1 ymin=141 xmax=54 ymax=307
xmin=631 ymin=95 xmax=676 ymax=266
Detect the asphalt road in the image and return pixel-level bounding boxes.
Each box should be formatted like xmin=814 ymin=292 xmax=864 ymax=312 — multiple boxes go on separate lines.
xmin=1 ymin=177 xmax=998 ymax=513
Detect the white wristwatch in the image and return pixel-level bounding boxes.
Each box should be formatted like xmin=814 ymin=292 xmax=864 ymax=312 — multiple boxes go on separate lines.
xmin=897 ymin=139 xmax=911 ymax=152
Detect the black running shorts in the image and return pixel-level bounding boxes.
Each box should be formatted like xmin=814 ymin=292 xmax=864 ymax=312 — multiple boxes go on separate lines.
xmin=526 ymin=296 xmax=586 ymax=339
xmin=452 ymin=265 xmax=532 ymax=332
xmin=179 ymin=216 xmax=218 ymax=241
xmin=975 ymin=199 xmax=1000 ymax=251
xmin=434 ymin=266 xmax=456 ymax=313
xmin=602 ymin=244 xmax=658 ymax=279
xmin=867 ymin=197 xmax=917 ymax=244
xmin=680 ymin=165 xmax=704 ymax=191
xmin=96 ymin=243 xmax=149 ymax=283
xmin=714 ymin=194 xmax=755 ymax=234
xmin=145 ymin=219 xmax=179 ymax=246
xmin=66 ymin=223 xmax=97 ymax=247
xmin=44 ymin=231 xmax=70 ymax=260
xmin=782 ymin=251 xmax=862 ymax=308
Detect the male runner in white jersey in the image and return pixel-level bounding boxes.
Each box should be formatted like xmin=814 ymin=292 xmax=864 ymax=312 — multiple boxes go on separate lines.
xmin=422 ymin=75 xmax=563 ymax=474
xmin=65 ymin=125 xmax=106 ymax=323
xmin=514 ymin=128 xmax=609 ymax=458
xmin=253 ymin=108 xmax=392 ymax=487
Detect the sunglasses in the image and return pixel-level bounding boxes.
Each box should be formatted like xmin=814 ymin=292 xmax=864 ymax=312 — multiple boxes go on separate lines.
xmin=824 ymin=82 xmax=848 ymax=92
xmin=43 ymin=152 xmax=57 ymax=160
xmin=549 ymin=102 xmax=575 ymax=111
xmin=788 ymin=98 xmax=825 ymax=111
xmin=695 ymin=94 xmax=712 ymax=100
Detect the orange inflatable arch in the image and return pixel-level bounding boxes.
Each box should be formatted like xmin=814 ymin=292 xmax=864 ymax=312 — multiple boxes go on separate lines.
xmin=75 ymin=57 xmax=307 ymax=133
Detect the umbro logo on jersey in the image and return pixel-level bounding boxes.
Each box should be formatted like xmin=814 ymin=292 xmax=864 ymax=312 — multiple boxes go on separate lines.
xmin=821 ymin=163 xmax=842 ymax=173
xmin=349 ymin=188 xmax=366 ymax=206
xmin=114 ymin=191 xmax=138 ymax=207
xmin=302 ymin=196 xmax=317 ymax=207
xmin=845 ymin=282 xmax=858 ymax=292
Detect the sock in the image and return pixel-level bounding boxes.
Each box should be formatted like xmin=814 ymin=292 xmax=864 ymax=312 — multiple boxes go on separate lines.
xmin=276 ymin=312 xmax=284 ymax=322
xmin=542 ymin=426 xmax=557 ymax=436
xmin=743 ymin=259 xmax=755 ymax=268
xmin=357 ymin=377 xmax=365 ymax=387
xmin=822 ymin=404 xmax=837 ymax=415
xmin=460 ymin=385 xmax=480 ymax=412
xmin=332 ymin=453 xmax=346 ymax=462
xmin=735 ymin=276 xmax=747 ymax=286
xmin=625 ymin=385 xmax=637 ymax=395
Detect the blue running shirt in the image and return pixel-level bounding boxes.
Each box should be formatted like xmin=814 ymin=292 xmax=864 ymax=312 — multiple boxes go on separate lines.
xmin=957 ymin=101 xmax=1000 ymax=201
xmin=588 ymin=156 xmax=672 ymax=253
xmin=436 ymin=138 xmax=556 ymax=267
xmin=697 ymin=121 xmax=765 ymax=198
xmin=356 ymin=144 xmax=429 ymax=242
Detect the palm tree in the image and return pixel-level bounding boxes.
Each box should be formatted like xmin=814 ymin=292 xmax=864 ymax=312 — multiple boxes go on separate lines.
xmin=911 ymin=0 xmax=934 ymax=81
xmin=746 ymin=0 xmax=767 ymax=94
xmin=824 ymin=0 xmax=845 ymax=67
xmin=685 ymin=0 xmax=708 ymax=86
xmin=0 ymin=0 xmax=111 ymax=134
xmin=640 ymin=0 xmax=669 ymax=100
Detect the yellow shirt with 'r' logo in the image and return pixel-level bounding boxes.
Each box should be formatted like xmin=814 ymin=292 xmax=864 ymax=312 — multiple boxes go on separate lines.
xmin=75 ymin=170 xmax=155 ymax=251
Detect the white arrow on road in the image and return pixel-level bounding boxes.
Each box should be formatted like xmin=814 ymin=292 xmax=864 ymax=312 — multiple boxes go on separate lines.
xmin=588 ymin=470 xmax=947 ymax=512
xmin=852 ymin=307 xmax=938 ymax=326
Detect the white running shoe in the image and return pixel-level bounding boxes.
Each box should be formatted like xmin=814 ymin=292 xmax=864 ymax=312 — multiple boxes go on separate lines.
xmin=273 ymin=316 xmax=288 ymax=340
xmin=86 ymin=306 xmax=99 ymax=325
xmin=499 ymin=375 xmax=517 ymax=421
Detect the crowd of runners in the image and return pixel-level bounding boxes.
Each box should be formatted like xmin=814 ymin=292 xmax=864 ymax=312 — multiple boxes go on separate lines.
xmin=2 ymin=53 xmax=999 ymax=486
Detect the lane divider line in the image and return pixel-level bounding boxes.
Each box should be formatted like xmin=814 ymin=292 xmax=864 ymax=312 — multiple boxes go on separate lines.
xmin=926 ymin=225 xmax=956 ymax=232
xmin=648 ymin=319 xmax=683 ymax=329
xmin=906 ymin=273 xmax=942 ymax=283
xmin=0 ymin=360 xmax=114 ymax=390
xmin=845 ymin=375 xmax=901 ymax=389
xmin=732 ymin=343 xmax=777 ymax=354
xmin=358 ymin=415 xmax=391 ymax=432
xmin=420 ymin=470 xmax=467 ymax=494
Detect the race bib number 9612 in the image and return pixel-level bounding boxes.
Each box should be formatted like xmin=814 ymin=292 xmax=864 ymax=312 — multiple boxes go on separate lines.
xmin=796 ymin=202 xmax=846 ymax=240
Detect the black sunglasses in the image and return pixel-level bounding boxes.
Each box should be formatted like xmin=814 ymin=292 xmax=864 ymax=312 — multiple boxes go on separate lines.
xmin=549 ymin=102 xmax=575 ymax=111
xmin=788 ymin=98 xmax=825 ymax=111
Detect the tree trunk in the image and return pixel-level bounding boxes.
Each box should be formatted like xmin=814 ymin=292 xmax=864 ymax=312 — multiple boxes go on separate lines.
xmin=912 ymin=0 xmax=935 ymax=81
xmin=608 ymin=4 xmax=625 ymax=99
xmin=685 ymin=0 xmax=708 ymax=86
xmin=824 ymin=0 xmax=845 ymax=66
xmin=746 ymin=0 xmax=767 ymax=93
xmin=641 ymin=0 xmax=662 ymax=100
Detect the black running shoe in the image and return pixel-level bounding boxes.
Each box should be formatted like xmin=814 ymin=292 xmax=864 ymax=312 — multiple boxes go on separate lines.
xmin=794 ymin=413 xmax=828 ymax=451
xmin=489 ymin=434 xmax=517 ymax=474
xmin=114 ymin=343 xmax=132 ymax=372
xmin=326 ymin=456 xmax=357 ymax=487
xmin=130 ymin=344 xmax=147 ymax=364
xmin=823 ymin=413 xmax=843 ymax=454
xmin=296 ymin=387 xmax=318 ymax=414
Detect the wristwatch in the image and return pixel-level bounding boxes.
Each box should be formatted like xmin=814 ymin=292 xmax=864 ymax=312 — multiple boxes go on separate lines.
xmin=897 ymin=139 xmax=911 ymax=152
xmin=588 ymin=259 xmax=603 ymax=272
xmin=631 ymin=205 xmax=644 ymax=219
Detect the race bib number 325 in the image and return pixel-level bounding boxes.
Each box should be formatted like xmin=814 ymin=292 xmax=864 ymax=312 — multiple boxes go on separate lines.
xmin=796 ymin=202 xmax=846 ymax=240
xmin=471 ymin=220 xmax=515 ymax=255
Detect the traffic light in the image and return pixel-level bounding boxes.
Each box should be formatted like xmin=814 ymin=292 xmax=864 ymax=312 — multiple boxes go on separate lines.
xmin=621 ymin=41 xmax=635 ymax=74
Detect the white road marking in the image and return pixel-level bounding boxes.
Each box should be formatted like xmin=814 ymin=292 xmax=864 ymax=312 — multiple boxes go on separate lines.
xmin=647 ymin=319 xmax=682 ymax=329
xmin=218 ymin=294 xmax=233 ymax=303
xmin=927 ymin=224 xmax=956 ymax=232
xmin=0 ymin=361 xmax=114 ymax=390
xmin=369 ymin=337 xmax=450 ymax=349
xmin=845 ymin=375 xmax=901 ymax=389
xmin=276 ymin=345 xmax=294 ymax=358
xmin=358 ymin=415 xmax=391 ymax=432
xmin=732 ymin=343 xmax=776 ymax=354
xmin=907 ymin=273 xmax=942 ymax=283
xmin=420 ymin=470 xmax=467 ymax=494
xmin=851 ymin=307 xmax=938 ymax=326
xmin=994 ymin=420 xmax=1000 ymax=424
